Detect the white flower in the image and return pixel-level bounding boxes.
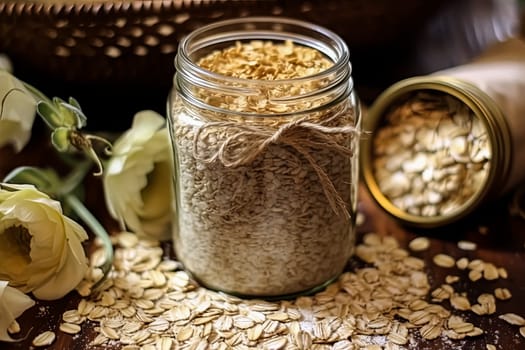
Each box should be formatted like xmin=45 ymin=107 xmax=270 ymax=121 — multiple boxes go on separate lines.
xmin=0 ymin=184 xmax=89 ymax=300
xmin=0 ymin=70 xmax=37 ymax=152
xmin=0 ymin=280 xmax=35 ymax=342
xmin=103 ymin=110 xmax=173 ymax=240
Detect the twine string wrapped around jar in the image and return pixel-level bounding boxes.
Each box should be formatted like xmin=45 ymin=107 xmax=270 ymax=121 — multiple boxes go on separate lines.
xmin=193 ymin=114 xmax=360 ymax=218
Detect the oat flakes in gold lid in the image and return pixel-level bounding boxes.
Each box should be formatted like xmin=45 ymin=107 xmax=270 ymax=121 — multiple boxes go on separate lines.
xmin=361 ymin=75 xmax=512 ymax=228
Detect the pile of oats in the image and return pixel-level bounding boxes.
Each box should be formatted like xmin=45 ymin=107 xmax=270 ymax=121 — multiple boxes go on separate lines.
xmin=20 ymin=229 xmax=523 ymax=349
xmin=170 ymin=40 xmax=359 ymax=295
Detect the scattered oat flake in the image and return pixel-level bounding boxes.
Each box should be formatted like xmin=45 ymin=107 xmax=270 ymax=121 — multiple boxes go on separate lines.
xmin=456 ymin=257 xmax=469 ymax=270
xmin=408 ymin=236 xmax=431 ymax=251
xmin=483 ymin=263 xmax=499 ymax=281
xmin=486 ymin=344 xmax=496 ymax=350
xmin=494 ymin=288 xmax=512 ymax=301
xmin=470 ymin=304 xmax=487 ymax=316
xmin=445 ymin=275 xmax=460 ymax=284
xmin=433 ymin=253 xmax=456 ymax=268
xmin=457 ymin=240 xmax=477 ymax=251
xmin=468 ymin=269 xmax=483 ymax=282
xmin=450 ymin=294 xmax=471 ymax=311
xmin=499 ymin=313 xmax=525 ymax=326
xmin=59 ymin=322 xmax=81 ymax=335
xmin=467 ymin=327 xmax=484 ymax=337
xmin=32 ymin=331 xmax=56 ymax=347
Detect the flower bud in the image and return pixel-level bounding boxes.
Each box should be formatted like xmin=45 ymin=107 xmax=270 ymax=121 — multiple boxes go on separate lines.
xmin=0 ymin=71 xmax=37 ymax=152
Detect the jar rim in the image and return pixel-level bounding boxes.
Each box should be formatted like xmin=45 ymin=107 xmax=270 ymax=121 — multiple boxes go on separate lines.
xmin=172 ymin=16 xmax=354 ymax=118
xmin=175 ymin=16 xmax=351 ymax=87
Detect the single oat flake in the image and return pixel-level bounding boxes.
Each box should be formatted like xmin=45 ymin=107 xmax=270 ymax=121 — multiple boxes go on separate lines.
xmin=32 ymin=331 xmax=56 ymax=347
xmin=408 ymin=236 xmax=431 ymax=251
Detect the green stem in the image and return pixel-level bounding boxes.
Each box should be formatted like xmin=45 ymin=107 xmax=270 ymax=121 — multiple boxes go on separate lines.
xmin=57 ymin=160 xmax=92 ymax=197
xmin=64 ymin=194 xmax=113 ymax=291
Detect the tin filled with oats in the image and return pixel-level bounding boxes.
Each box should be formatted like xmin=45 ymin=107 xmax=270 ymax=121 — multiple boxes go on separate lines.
xmin=167 ymin=17 xmax=361 ymax=296
xmin=361 ymin=39 xmax=525 ymax=227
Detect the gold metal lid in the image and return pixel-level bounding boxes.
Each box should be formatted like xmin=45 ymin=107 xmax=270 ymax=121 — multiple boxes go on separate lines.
xmin=361 ymin=76 xmax=512 ymax=228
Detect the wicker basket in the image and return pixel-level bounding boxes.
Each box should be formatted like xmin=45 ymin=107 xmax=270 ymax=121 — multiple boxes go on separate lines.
xmin=0 ymin=0 xmax=444 ymax=130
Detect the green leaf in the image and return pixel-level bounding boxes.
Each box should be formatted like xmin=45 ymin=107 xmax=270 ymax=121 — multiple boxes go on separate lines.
xmin=53 ymin=97 xmax=76 ymax=128
xmin=67 ymin=96 xmax=81 ymax=110
xmin=51 ymin=127 xmax=71 ymax=152
xmin=36 ymin=101 xmax=61 ymax=129
xmin=64 ymin=194 xmax=113 ymax=291
xmin=67 ymin=97 xmax=87 ymax=128
xmin=60 ymin=101 xmax=85 ymax=128
xmin=3 ymin=166 xmax=61 ymax=196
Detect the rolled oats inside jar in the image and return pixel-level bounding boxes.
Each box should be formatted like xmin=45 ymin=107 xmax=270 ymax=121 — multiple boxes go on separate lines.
xmin=167 ymin=18 xmax=361 ymax=296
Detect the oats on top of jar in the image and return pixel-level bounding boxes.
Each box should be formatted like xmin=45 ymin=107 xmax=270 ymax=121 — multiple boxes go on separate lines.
xmin=197 ymin=40 xmax=333 ymax=80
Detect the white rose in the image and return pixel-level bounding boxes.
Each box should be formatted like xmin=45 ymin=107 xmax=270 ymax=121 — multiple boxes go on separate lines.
xmin=0 ymin=184 xmax=89 ymax=300
xmin=103 ymin=110 xmax=173 ymax=240
xmin=0 ymin=280 xmax=35 ymax=342
xmin=0 ymin=70 xmax=37 ymax=152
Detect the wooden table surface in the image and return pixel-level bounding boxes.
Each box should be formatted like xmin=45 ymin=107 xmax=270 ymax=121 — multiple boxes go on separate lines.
xmin=1 ymin=131 xmax=525 ymax=350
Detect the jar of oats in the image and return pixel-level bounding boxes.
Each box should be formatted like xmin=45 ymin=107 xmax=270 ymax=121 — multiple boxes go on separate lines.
xmin=361 ymin=38 xmax=525 ymax=228
xmin=167 ymin=17 xmax=361 ymax=296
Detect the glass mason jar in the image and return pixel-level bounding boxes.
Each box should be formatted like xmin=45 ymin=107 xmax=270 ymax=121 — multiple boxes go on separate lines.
xmin=167 ymin=17 xmax=361 ymax=297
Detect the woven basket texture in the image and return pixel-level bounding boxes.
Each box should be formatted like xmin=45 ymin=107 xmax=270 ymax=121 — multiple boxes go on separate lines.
xmin=0 ymin=0 xmax=444 ymax=130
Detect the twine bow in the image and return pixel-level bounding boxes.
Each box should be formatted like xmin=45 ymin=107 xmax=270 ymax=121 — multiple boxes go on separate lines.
xmin=193 ymin=117 xmax=359 ymax=218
